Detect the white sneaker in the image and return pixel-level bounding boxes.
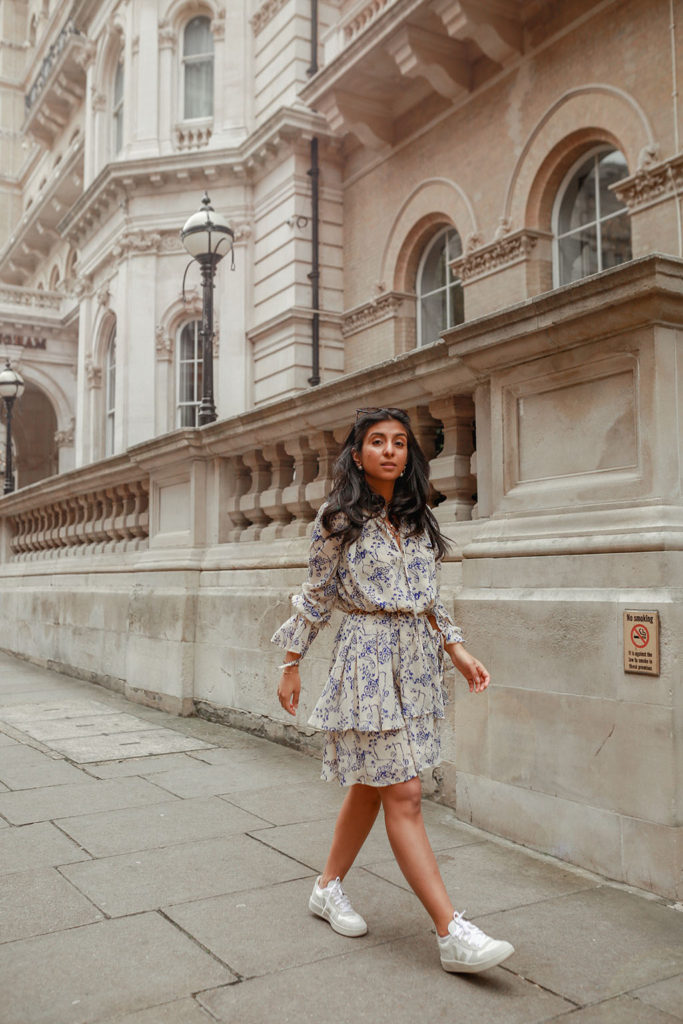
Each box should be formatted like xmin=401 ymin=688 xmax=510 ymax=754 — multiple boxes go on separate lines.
xmin=308 ymin=875 xmax=368 ymax=937
xmin=438 ymin=910 xmax=514 ymax=973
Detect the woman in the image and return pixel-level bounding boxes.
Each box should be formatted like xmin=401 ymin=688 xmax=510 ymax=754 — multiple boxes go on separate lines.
xmin=272 ymin=408 xmax=513 ymax=973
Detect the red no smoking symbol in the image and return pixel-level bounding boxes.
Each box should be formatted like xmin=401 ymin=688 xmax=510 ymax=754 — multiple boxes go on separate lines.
xmin=631 ymin=624 xmax=649 ymax=649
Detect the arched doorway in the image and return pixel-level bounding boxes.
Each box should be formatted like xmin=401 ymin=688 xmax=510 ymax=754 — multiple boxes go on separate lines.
xmin=0 ymin=382 xmax=58 ymax=489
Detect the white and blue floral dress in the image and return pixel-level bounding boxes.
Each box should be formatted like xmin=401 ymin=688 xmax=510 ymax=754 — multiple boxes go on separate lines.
xmin=271 ymin=506 xmax=464 ymax=787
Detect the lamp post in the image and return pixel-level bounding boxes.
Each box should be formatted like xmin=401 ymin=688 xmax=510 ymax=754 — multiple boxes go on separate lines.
xmin=0 ymin=360 xmax=25 ymax=494
xmin=180 ymin=192 xmax=234 ymax=426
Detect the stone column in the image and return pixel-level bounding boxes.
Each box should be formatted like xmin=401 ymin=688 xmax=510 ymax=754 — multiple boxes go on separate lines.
xmin=429 ymin=395 xmax=476 ymax=522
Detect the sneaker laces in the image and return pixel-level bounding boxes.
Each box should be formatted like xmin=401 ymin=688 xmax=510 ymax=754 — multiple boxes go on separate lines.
xmin=451 ymin=910 xmax=488 ymax=948
xmin=326 ymin=877 xmax=353 ymax=913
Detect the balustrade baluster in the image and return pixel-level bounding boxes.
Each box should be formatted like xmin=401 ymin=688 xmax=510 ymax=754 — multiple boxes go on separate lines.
xmin=304 ymin=431 xmax=339 ymax=513
xmin=259 ymin=444 xmax=295 ymax=540
xmin=282 ymin=435 xmax=318 ymax=537
xmin=220 ymin=456 xmax=251 ymax=542
xmin=238 ymin=449 xmax=272 ymax=541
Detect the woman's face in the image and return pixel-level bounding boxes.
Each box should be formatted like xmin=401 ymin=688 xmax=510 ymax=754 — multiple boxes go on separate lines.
xmin=354 ymin=418 xmax=409 ymax=489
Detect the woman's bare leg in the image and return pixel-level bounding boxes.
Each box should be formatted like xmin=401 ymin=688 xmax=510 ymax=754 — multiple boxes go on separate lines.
xmin=320 ymin=783 xmax=382 ymax=886
xmin=380 ymin=777 xmax=454 ymax=936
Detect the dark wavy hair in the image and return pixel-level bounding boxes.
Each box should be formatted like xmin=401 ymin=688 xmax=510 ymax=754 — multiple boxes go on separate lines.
xmin=321 ymin=407 xmax=450 ymax=560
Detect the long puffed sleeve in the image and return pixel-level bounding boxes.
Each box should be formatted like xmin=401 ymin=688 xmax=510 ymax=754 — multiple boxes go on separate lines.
xmin=433 ymin=560 xmax=464 ymax=646
xmin=271 ymin=507 xmax=343 ymax=659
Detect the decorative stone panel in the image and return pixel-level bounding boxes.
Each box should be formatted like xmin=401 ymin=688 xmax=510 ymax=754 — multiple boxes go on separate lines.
xmin=450 ymin=229 xmax=551 ymax=284
xmin=341 ymin=291 xmax=415 ymax=338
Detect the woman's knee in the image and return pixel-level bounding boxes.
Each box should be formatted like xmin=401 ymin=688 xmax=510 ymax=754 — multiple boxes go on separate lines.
xmin=381 ymin=776 xmax=423 ymax=817
xmin=350 ymin=783 xmax=382 ymax=811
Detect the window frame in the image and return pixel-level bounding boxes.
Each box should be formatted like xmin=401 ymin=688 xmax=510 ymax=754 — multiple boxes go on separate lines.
xmin=552 ymin=145 xmax=631 ymax=288
xmin=181 ymin=15 xmax=214 ymax=122
xmin=176 ymin=320 xmax=203 ymax=428
xmin=415 ymin=226 xmax=464 ymax=348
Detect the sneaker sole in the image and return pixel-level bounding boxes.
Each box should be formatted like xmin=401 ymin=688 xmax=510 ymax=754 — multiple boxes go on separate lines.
xmin=308 ymin=895 xmax=368 ymax=937
xmin=441 ymin=944 xmax=514 ymax=974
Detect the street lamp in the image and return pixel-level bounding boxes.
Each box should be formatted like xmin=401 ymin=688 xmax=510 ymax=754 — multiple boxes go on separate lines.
xmin=0 ymin=360 xmax=25 ymax=494
xmin=180 ymin=192 xmax=234 ymax=426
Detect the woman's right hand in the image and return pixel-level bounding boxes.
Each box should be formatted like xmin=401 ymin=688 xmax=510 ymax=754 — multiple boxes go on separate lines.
xmin=278 ymin=667 xmax=301 ymax=716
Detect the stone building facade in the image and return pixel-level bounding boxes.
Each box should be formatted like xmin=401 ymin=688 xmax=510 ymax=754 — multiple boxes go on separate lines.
xmin=0 ymin=0 xmax=681 ymax=900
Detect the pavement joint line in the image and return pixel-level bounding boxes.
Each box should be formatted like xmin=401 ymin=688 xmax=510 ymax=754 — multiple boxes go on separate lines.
xmin=242 ymin=828 xmax=324 ymax=875
xmin=53 ymin=862 xmax=113 ymax=920
xmin=498 ymin=965 xmax=581 ymax=1009
xmin=50 ymin=818 xmax=98 ymax=860
xmin=157 ymin=908 xmax=245 ymax=981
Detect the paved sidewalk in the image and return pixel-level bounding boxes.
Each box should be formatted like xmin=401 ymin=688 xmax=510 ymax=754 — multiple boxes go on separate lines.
xmin=0 ymin=652 xmax=681 ymax=1024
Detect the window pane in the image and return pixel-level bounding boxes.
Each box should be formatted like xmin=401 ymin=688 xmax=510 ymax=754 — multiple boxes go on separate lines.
xmin=179 ymin=359 xmax=194 ymax=404
xmin=598 ymin=150 xmax=629 ymax=219
xmin=558 ymin=226 xmax=599 ymax=284
xmin=601 ymin=212 xmax=632 ymax=269
xmin=180 ymin=323 xmax=195 ymax=360
xmin=114 ymin=110 xmax=123 ymax=154
xmin=183 ymin=16 xmax=213 ymax=56
xmin=449 ymin=281 xmax=464 ymax=326
xmin=445 ymin=229 xmax=463 ymax=266
xmin=421 ymin=236 xmax=448 ymax=293
xmin=179 ymin=405 xmax=196 ymax=428
xmin=558 ymin=155 xmax=597 ymax=234
xmin=420 ymin=291 xmax=448 ymax=345
xmin=184 ymin=59 xmax=214 ymax=118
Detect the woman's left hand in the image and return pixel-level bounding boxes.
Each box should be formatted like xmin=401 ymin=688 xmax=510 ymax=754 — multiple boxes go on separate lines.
xmin=446 ymin=643 xmax=490 ymax=693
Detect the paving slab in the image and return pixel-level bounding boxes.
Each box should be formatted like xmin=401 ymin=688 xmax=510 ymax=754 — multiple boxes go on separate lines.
xmin=60 ymin=833 xmax=312 ymax=916
xmin=197 ymin=930 xmax=570 ymax=1024
xmin=0 ymin=757 xmax=94 ymax=790
xmin=220 ymin=779 xmax=345 ymax=826
xmin=544 ymin=994 xmax=682 ymax=1023
xmin=0 ymin=744 xmax=63 ymax=767
xmin=0 ymin=700 xmax=121 ymax=724
xmin=12 ymin=713 xmax=162 ymax=742
xmin=246 ymin=812 xmax=481 ymax=873
xmin=481 ymin=887 xmax=683 ymax=1005
xmin=365 ymin=839 xmax=599 ymax=916
xmin=189 ymin=740 xmax=310 ymax=764
xmin=0 ymin=777 xmax=175 ymax=825
xmin=630 ymin=975 xmax=683 ymax=1019
xmin=95 ymin=997 xmax=218 ymax=1024
xmin=0 ymin=913 xmax=236 ymax=1024
xmin=57 ymin=796 xmax=271 ymax=856
xmin=83 ymin=752 xmax=208 ymax=778
xmin=0 ymin=821 xmax=91 ymax=874
xmin=165 ymin=868 xmax=429 ymax=979
xmin=150 ymin=757 xmax=317 ymax=798
xmin=0 ymin=867 xmax=103 ymax=942
xmin=0 ymin=732 xmax=20 ymax=747
xmin=49 ymin=729 xmax=213 ymax=763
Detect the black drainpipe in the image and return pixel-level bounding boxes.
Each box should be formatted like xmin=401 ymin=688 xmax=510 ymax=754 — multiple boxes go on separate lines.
xmin=307 ymin=0 xmax=320 ymax=386
xmin=307 ymin=136 xmax=320 ymax=387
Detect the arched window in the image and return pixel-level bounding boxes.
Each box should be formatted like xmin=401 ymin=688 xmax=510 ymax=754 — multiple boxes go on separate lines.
xmin=182 ymin=17 xmax=214 ymax=119
xmin=113 ymin=60 xmax=124 ymax=155
xmin=177 ymin=321 xmax=203 ymax=427
xmin=105 ymin=327 xmax=116 ymax=455
xmin=416 ymin=227 xmax=464 ymax=346
xmin=553 ymin=147 xmax=631 ymax=286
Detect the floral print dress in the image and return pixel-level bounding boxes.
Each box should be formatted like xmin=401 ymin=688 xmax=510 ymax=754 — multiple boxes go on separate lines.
xmin=271 ymin=506 xmax=464 ymax=787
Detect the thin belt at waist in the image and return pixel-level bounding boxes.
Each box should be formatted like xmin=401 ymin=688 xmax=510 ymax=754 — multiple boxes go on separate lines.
xmin=345 ymin=607 xmax=428 ymax=617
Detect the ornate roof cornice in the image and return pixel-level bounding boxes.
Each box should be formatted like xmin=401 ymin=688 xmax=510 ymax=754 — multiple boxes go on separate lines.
xmin=251 ymin=0 xmax=290 ymax=36
xmin=611 ymin=153 xmax=683 ymax=213
xmin=341 ymin=290 xmax=415 ymax=338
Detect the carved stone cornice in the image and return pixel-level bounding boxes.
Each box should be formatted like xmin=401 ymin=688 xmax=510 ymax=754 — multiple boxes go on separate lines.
xmin=110 ymin=230 xmax=162 ymax=263
xmin=158 ymin=18 xmax=176 ymax=50
xmin=450 ymin=229 xmax=550 ymax=284
xmin=155 ymin=325 xmax=173 ymax=362
xmin=342 ymin=291 xmax=415 ymax=338
xmin=211 ymin=8 xmax=226 ymax=40
xmin=611 ymin=153 xmax=683 ymax=214
xmin=252 ymin=0 xmax=289 ymax=36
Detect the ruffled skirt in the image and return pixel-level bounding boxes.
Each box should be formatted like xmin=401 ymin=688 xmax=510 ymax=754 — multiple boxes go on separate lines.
xmin=309 ymin=611 xmax=448 ymax=787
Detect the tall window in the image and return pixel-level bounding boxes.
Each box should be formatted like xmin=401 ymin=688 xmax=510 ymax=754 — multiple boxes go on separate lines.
xmin=177 ymin=321 xmax=203 ymax=427
xmin=113 ymin=60 xmax=124 ymax=155
xmin=105 ymin=328 xmax=116 ymax=456
xmin=182 ymin=17 xmax=214 ymax=119
xmin=416 ymin=227 xmax=464 ymax=346
xmin=554 ymin=148 xmax=631 ymax=286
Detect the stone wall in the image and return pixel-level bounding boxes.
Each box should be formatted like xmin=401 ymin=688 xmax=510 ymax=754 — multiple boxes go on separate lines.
xmin=0 ymin=255 xmax=680 ymax=900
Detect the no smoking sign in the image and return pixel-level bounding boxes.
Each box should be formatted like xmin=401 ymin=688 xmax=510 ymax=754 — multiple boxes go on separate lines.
xmin=624 ymin=610 xmax=660 ymax=676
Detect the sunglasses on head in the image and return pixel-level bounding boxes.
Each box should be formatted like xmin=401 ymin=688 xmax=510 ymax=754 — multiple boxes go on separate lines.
xmin=355 ymin=407 xmax=408 ymax=422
